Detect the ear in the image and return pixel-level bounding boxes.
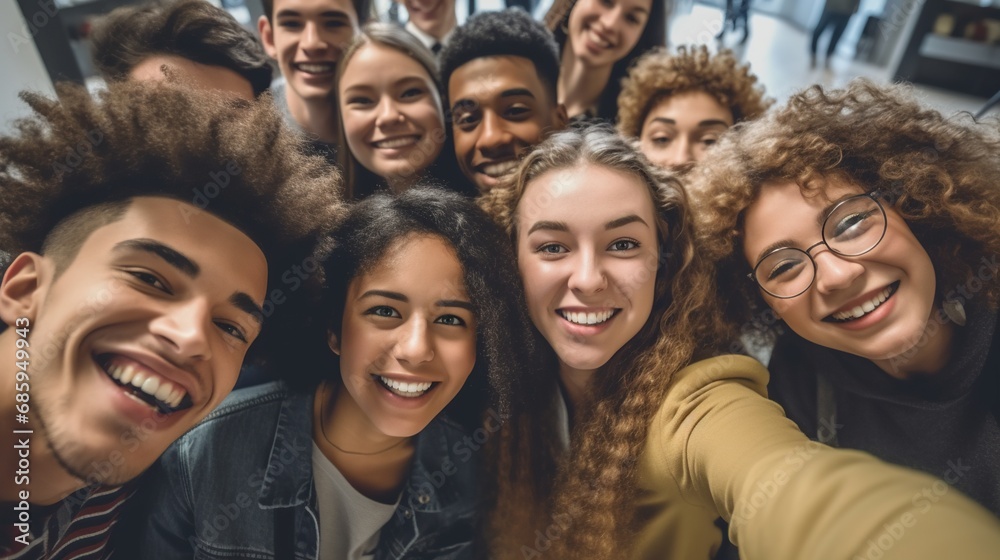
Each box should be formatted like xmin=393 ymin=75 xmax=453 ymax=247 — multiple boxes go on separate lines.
xmin=258 ymin=15 xmax=278 ymax=59
xmin=327 ymin=330 xmax=341 ymax=356
xmin=0 ymin=253 xmax=48 ymax=326
xmin=553 ymin=103 xmax=569 ymax=132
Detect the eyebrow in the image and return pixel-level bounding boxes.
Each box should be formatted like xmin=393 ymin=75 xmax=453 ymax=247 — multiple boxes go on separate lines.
xmin=755 ymin=238 xmax=798 ymax=264
xmin=114 ymin=239 xmax=199 ymax=277
xmin=753 ymin=192 xmax=864 ymax=262
xmin=115 ymin=239 xmax=264 ymax=325
xmin=452 ymin=87 xmax=536 ymax=113
xmin=500 ymin=88 xmax=535 ymax=100
xmin=526 ymin=215 xmax=648 ymax=236
xmin=649 ymin=117 xmax=730 ymax=128
xmin=360 ymin=290 xmax=474 ymax=311
xmin=275 ymin=9 xmax=349 ymax=18
xmin=606 ymin=215 xmax=648 ymax=230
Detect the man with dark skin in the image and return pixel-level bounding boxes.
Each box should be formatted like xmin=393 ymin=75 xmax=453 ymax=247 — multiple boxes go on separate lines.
xmin=0 ymin=81 xmax=343 ymax=559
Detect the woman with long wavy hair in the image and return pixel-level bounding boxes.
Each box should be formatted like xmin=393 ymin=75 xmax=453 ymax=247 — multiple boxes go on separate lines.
xmin=692 ymin=79 xmax=1000 ymax=517
xmin=478 ymin=124 xmax=1000 ymax=560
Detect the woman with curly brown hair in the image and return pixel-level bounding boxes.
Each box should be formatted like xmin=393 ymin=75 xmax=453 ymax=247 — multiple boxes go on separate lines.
xmin=692 ymin=79 xmax=1000 ymax=516
xmin=544 ymin=0 xmax=667 ymax=123
xmin=617 ymin=45 xmax=771 ymax=169
xmin=477 ymin=124 xmax=1000 ymax=560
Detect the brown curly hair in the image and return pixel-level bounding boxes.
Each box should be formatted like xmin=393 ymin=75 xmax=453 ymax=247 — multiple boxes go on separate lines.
xmin=617 ymin=45 xmax=772 ymax=139
xmin=691 ymin=79 xmax=1000 ymax=344
xmin=0 ymin=80 xmax=345 ymax=367
xmin=479 ymin=124 xmax=727 ymax=559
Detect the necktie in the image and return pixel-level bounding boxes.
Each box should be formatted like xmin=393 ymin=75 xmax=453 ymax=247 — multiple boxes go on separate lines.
xmin=432 ymin=42 xmax=442 ymax=55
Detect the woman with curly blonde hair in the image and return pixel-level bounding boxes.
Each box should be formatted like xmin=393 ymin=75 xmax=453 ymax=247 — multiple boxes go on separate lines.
xmin=617 ymin=45 xmax=771 ymax=169
xmin=692 ymin=79 xmax=1000 ymax=516
xmin=477 ymin=123 xmax=1000 ymax=560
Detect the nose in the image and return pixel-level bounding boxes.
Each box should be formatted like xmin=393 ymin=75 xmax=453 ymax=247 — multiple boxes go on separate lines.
xmin=150 ymin=299 xmax=212 ymax=361
xmin=394 ymin=319 xmax=434 ymax=366
xmin=812 ymin=249 xmax=865 ymax=294
xmin=475 ymin=111 xmax=513 ymax=155
xmin=375 ymin=97 xmax=403 ymax=128
xmin=568 ymin=250 xmax=608 ymax=295
xmin=664 ymin=136 xmax=694 ymax=167
xmin=599 ymin=6 xmax=623 ymax=31
xmin=300 ymin=21 xmax=329 ymax=53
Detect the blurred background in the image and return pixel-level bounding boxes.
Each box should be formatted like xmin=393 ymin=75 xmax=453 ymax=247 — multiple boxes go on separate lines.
xmin=2 ymin=0 xmax=998 ymax=134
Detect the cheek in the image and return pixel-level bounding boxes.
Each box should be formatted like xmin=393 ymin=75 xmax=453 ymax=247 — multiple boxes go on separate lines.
xmin=342 ymin=113 xmax=372 ymax=154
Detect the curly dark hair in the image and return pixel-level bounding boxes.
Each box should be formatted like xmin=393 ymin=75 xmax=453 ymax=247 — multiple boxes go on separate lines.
xmin=545 ymin=0 xmax=670 ymax=121
xmin=438 ymin=8 xmax=561 ymax=111
xmin=0 ymin=80 xmax=345 ymax=364
xmin=479 ymin=124 xmax=727 ymax=559
xmin=286 ymin=187 xmax=540 ymax=430
xmin=617 ymin=44 xmax=772 ymax=138
xmin=91 ymin=0 xmax=273 ymax=97
xmin=691 ymin=79 xmax=1000 ymax=345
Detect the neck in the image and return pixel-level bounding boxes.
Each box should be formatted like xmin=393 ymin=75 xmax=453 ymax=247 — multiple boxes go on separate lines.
xmin=385 ymin=171 xmax=423 ymax=194
xmin=0 ymin=331 xmax=87 ymax=505
xmin=420 ymin=16 xmax=456 ymax=42
xmin=872 ymin=309 xmax=956 ymax=379
xmin=286 ymin=90 xmax=339 ymax=144
xmin=557 ymin=45 xmax=612 ymax=119
xmin=312 ymin=381 xmax=413 ymax=503
xmin=557 ymin=363 xmax=595 ymax=426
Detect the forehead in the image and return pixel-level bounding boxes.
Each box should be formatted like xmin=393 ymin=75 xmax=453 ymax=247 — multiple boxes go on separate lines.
xmin=128 ymin=55 xmax=254 ymax=101
xmin=518 ymin=164 xmax=657 ymax=228
xmin=449 ymin=55 xmax=550 ymax=105
xmin=273 ymin=0 xmax=356 ymax=16
xmin=353 ymin=235 xmax=468 ymax=297
xmin=643 ymin=90 xmax=733 ymax=129
xmin=78 ymin=196 xmax=268 ymax=300
xmin=342 ymin=43 xmax=431 ymax=84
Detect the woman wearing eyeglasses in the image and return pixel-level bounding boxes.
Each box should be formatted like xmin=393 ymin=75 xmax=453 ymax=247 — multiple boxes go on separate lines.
xmin=692 ymin=79 xmax=1000 ymax=516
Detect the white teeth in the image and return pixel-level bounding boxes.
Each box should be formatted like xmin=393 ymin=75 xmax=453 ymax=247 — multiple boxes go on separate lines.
xmin=131 ymin=370 xmax=147 ymax=388
xmin=120 ymin=365 xmax=135 ymax=384
xmin=110 ymin=365 xmax=123 ymax=380
xmin=374 ymin=136 xmax=418 ymax=149
xmin=378 ymin=376 xmax=433 ymax=397
xmin=481 ymin=160 xmax=518 ymax=178
xmin=560 ymin=310 xmax=614 ymax=325
xmin=154 ymin=382 xmax=174 ymax=402
xmin=102 ymin=359 xmax=189 ymax=410
xmin=832 ymin=286 xmax=893 ymax=321
xmin=296 ymin=63 xmax=333 ymax=74
xmin=141 ymin=376 xmax=160 ymax=395
xmin=588 ymin=30 xmax=612 ymax=48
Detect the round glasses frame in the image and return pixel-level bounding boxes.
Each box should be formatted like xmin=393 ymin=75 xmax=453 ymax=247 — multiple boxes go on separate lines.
xmin=747 ymin=191 xmax=888 ymax=299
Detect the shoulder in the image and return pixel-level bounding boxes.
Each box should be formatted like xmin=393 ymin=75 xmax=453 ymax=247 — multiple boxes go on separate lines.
xmin=669 ymin=354 xmax=771 ymax=393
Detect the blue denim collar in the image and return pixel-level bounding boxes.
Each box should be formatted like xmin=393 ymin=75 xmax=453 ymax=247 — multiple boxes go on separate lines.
xmin=258 ymin=391 xmax=315 ymax=509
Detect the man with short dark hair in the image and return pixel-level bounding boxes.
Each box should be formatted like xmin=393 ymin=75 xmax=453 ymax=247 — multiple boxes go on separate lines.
xmin=438 ymin=9 xmax=568 ymax=194
xmin=0 ymin=81 xmax=343 ymax=559
xmin=91 ymin=0 xmax=273 ymax=100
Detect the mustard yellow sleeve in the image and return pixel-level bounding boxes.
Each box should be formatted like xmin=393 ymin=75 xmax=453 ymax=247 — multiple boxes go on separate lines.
xmin=638 ymin=354 xmax=1000 ymax=559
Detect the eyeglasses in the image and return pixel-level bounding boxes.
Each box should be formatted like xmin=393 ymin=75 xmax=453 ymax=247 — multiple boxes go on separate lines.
xmin=748 ymin=191 xmax=887 ymax=299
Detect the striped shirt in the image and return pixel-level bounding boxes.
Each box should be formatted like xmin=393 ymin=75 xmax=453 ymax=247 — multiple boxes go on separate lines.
xmin=2 ymin=483 xmax=135 ymax=560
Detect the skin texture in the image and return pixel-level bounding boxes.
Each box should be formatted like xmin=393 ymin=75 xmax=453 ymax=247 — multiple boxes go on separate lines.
xmin=338 ymin=43 xmax=444 ymax=188
xmin=516 ymin=163 xmax=659 ymax=403
xmin=449 ymin=55 xmax=566 ymax=193
xmin=639 ymin=90 xmax=734 ymax=169
xmin=258 ymin=0 xmax=358 ymax=140
xmin=128 ymin=54 xmax=256 ymax=101
xmin=326 ymin=234 xmax=477 ymax=442
xmin=742 ymin=180 xmax=951 ymax=378
xmin=401 ymin=0 xmax=456 ymax=41
xmin=0 ymin=197 xmax=266 ymax=503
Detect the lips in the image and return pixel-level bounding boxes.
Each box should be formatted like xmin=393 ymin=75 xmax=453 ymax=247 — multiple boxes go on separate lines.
xmin=293 ymin=62 xmax=335 ymax=76
xmin=585 ymin=27 xmax=614 ymax=50
xmin=372 ymin=135 xmax=420 ymax=149
xmin=825 ymin=281 xmax=899 ymax=323
xmin=96 ymin=353 xmax=192 ymax=414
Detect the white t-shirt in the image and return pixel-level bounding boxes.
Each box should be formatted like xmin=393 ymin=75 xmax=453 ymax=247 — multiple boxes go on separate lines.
xmin=312 ymin=443 xmax=400 ymax=560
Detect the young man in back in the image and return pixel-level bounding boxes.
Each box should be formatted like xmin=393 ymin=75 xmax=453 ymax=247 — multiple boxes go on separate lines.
xmin=438 ymin=9 xmax=568 ymax=194
xmin=0 ymin=81 xmax=343 ymax=559
xmin=258 ymin=0 xmax=373 ymax=158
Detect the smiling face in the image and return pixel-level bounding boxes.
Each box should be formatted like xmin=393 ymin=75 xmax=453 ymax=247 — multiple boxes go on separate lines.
xmin=0 ymin=196 xmax=267 ymax=486
xmin=639 ymin=90 xmax=734 ymax=169
xmin=567 ymin=0 xmax=652 ymax=68
xmin=516 ymin=163 xmax=659 ymax=378
xmin=449 ymin=56 xmax=566 ymax=193
xmin=402 ymin=0 xmax=456 ymax=38
xmin=339 ymin=42 xmax=445 ymax=183
xmin=742 ymin=180 xmax=944 ymax=374
xmin=334 ymin=234 xmax=477 ymax=438
xmin=129 ymin=55 xmax=255 ymax=101
xmin=258 ymin=0 xmax=358 ymax=104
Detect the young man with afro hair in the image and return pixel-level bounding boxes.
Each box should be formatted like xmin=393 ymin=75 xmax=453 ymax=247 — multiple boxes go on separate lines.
xmin=0 ymin=81 xmax=343 ymax=559
xmin=438 ymin=9 xmax=568 ymax=194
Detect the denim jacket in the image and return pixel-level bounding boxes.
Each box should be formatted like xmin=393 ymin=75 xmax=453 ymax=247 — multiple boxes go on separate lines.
xmin=129 ymin=382 xmax=480 ymax=559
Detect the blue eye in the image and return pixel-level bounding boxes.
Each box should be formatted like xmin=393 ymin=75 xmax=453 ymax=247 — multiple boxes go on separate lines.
xmin=435 ymin=315 xmax=466 ymax=327
xmin=537 ymin=243 xmax=567 ymax=254
xmin=366 ymin=306 xmax=401 ymax=318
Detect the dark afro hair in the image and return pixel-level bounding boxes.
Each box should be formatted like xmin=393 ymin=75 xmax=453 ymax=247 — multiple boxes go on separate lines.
xmin=438 ymin=8 xmax=560 ymax=110
xmin=0 ymin=80 xmax=346 ymax=365
xmin=91 ymin=0 xmax=272 ymax=97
